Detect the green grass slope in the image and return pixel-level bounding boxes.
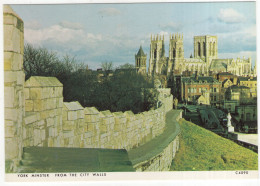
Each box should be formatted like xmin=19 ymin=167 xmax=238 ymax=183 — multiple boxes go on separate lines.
xmin=171 ymin=119 xmax=258 ymax=171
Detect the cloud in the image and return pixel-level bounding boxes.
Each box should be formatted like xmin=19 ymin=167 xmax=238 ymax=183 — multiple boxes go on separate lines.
xmin=59 ymin=21 xmax=83 ymax=30
xmin=217 ymin=8 xmax=245 ymax=23
xmin=98 ymin=8 xmax=121 ymax=16
xmin=24 ymin=23 xmax=143 ymax=70
xmin=24 ymin=24 xmax=102 ymax=47
xmin=159 ymin=22 xmax=183 ymax=31
xmin=25 ymin=20 xmax=42 ymax=29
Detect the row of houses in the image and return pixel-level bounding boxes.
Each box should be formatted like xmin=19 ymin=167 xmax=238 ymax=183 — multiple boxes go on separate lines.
xmin=172 ymin=72 xmax=257 ymax=133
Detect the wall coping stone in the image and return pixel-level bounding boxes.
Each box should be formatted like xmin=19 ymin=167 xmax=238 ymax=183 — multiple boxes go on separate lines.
xmin=25 ymin=76 xmax=63 ymax=87
xmin=84 ymin=107 xmax=99 ymax=115
xmin=3 ymin=5 xmax=22 ymax=21
xmin=63 ymin=101 xmax=83 ymax=111
xmin=128 ymin=110 xmax=182 ymax=166
xmin=100 ymin=110 xmax=113 ymax=117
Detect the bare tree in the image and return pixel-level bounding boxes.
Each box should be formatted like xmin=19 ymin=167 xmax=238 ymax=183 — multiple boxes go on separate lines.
xmin=101 ymin=61 xmax=113 ymax=71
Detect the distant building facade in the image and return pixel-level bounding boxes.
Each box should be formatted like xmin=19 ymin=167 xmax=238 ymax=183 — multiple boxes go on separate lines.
xmin=237 ymin=76 xmax=257 ymax=97
xmin=136 ymin=33 xmax=253 ymax=77
xmin=178 ymin=75 xmax=222 ymax=106
xmin=135 ymin=46 xmax=147 ymax=74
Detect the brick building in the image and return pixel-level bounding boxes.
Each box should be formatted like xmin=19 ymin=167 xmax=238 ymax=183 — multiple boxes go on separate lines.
xmin=179 ymin=75 xmax=222 ymax=106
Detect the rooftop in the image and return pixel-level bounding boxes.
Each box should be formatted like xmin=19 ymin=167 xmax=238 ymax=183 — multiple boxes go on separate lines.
xmin=182 ymin=76 xmax=219 ymax=83
xmin=136 ymin=46 xmax=146 ymax=56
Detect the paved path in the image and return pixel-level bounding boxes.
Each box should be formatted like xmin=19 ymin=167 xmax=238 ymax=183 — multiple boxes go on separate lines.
xmin=234 ymin=133 xmax=258 ymax=146
xmin=128 ymin=109 xmax=182 ymax=165
xmin=18 ymin=147 xmax=135 ymax=173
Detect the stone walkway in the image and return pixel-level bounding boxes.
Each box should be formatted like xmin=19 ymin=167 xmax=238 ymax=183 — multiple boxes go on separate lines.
xmin=128 ymin=109 xmax=182 ymax=166
xmin=18 ymin=147 xmax=135 ymax=173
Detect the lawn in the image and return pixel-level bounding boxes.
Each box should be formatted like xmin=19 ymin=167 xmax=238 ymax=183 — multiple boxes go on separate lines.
xmin=170 ymin=119 xmax=258 ymax=171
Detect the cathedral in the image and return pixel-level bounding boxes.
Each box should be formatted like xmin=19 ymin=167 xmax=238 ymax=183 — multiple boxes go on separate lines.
xmin=135 ymin=33 xmax=252 ymax=77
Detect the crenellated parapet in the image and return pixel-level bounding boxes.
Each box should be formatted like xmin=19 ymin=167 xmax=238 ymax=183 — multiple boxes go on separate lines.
xmin=4 ymin=5 xmax=179 ymax=172
xmin=21 ymin=76 xmax=173 ymax=152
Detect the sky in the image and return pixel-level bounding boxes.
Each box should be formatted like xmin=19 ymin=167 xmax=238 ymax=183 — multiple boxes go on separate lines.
xmin=10 ymin=2 xmax=256 ymax=69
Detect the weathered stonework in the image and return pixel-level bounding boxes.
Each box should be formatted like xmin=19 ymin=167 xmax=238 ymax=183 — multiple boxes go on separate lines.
xmin=4 ymin=5 xmax=180 ymax=172
xmin=4 ymin=5 xmax=24 ymax=173
xmin=23 ymin=76 xmax=63 ymax=148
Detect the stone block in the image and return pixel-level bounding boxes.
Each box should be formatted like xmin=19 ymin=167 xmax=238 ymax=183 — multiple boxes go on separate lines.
xmin=100 ymin=125 xmax=108 ymax=133
xmin=46 ymin=98 xmax=57 ymax=110
xmin=48 ymin=127 xmax=55 ymax=137
xmin=62 ymin=120 xmax=75 ymax=131
xmin=46 ymin=117 xmax=55 ymax=127
xmin=4 ymin=14 xmax=18 ymax=27
xmin=47 ymin=109 xmax=57 ymax=118
xmin=63 ymin=130 xmax=74 ymax=138
xmin=25 ymin=100 xmax=33 ymax=112
xmin=5 ymin=125 xmax=16 ymax=138
xmin=20 ymin=31 xmax=24 ymax=54
xmin=62 ymin=110 xmax=68 ymax=121
xmin=40 ymin=110 xmax=48 ymax=120
xmin=87 ymin=123 xmax=95 ymax=132
xmin=84 ymin=131 xmax=93 ymax=138
xmin=30 ymin=88 xmax=43 ymax=100
xmin=68 ymin=111 xmax=77 ymax=121
xmin=17 ymin=71 xmax=25 ymax=85
xmin=124 ymin=111 xmax=135 ymax=121
xmin=5 ymin=138 xmax=19 ymax=160
xmin=33 ymin=99 xmax=45 ymax=111
xmin=24 ymin=113 xmax=38 ymax=125
xmin=4 ymin=71 xmax=17 ymax=84
xmin=3 ymin=52 xmax=19 ymax=71
xmin=24 ymin=87 xmax=29 ymax=100
xmin=77 ymin=110 xmax=84 ymax=119
xmin=54 ymin=87 xmax=63 ymax=97
xmin=57 ymin=97 xmax=63 ymax=108
xmin=48 ymin=138 xmax=54 ymax=147
xmin=33 ymin=129 xmax=41 ymax=146
xmin=4 ymin=86 xmax=15 ymax=108
xmin=6 ymin=26 xmax=21 ymax=53
xmin=57 ymin=108 xmax=62 ymax=116
xmin=84 ymin=114 xmax=99 ymax=123
xmin=42 ymin=87 xmax=51 ymax=99
xmin=4 ymin=54 xmax=12 ymax=71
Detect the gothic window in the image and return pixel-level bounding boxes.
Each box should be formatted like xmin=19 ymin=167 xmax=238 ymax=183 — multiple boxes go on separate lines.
xmin=154 ymin=49 xmax=157 ymax=59
xmin=203 ymin=42 xmax=206 ymax=56
xmin=173 ymin=48 xmax=176 ymax=58
xmin=213 ymin=42 xmax=215 ymax=56
xmin=198 ymin=42 xmax=201 ymax=57
xmin=179 ymin=47 xmax=182 ymax=57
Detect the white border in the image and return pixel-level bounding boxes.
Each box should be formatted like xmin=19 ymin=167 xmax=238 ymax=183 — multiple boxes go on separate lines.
xmin=0 ymin=0 xmax=259 ymax=186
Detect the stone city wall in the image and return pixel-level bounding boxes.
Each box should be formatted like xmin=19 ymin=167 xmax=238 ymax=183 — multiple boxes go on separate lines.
xmin=22 ymin=76 xmax=171 ymax=151
xmin=4 ymin=5 xmax=178 ymax=172
xmin=128 ymin=110 xmax=182 ymax=171
xmin=134 ymin=135 xmax=180 ymax=171
xmin=23 ymin=76 xmax=63 ymax=148
xmin=157 ymin=88 xmax=173 ymax=112
xmin=4 ymin=5 xmax=25 ymax=172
